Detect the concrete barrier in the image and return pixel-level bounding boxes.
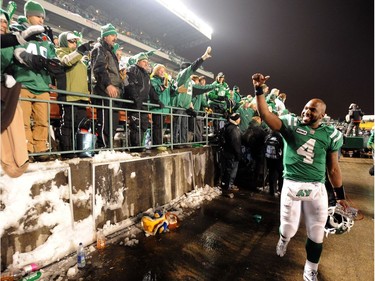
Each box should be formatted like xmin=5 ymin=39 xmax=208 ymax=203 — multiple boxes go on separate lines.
xmin=0 ymin=147 xmax=217 ymax=269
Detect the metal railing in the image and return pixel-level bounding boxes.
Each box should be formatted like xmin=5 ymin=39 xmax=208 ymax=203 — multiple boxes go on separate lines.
xmin=20 ymin=88 xmax=226 ymax=159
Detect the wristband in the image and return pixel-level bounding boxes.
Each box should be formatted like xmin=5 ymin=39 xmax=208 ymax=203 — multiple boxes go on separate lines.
xmin=334 ymin=185 xmax=346 ymax=200
xmin=255 ymin=85 xmax=266 ymax=96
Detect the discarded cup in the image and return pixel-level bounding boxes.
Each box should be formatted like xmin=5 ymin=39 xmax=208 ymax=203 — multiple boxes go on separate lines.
xmin=97 ymin=229 xmax=106 ymax=250
xmin=253 ymin=214 xmax=262 ymax=223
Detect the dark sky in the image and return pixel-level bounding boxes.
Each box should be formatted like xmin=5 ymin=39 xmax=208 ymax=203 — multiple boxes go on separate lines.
xmin=178 ymin=0 xmax=374 ymax=119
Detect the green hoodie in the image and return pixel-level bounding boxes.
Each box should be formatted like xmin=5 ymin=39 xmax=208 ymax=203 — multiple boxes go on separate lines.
xmin=56 ymin=32 xmax=89 ymax=101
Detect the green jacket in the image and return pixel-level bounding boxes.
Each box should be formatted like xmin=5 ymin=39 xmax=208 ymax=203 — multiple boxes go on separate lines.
xmin=56 ymin=47 xmax=89 ymax=102
xmin=1 ymin=46 xmax=14 ymax=74
xmin=207 ymin=81 xmax=230 ymax=107
xmin=173 ymin=57 xmax=207 ymax=109
xmin=174 ymin=65 xmax=195 ymax=109
xmin=150 ymin=75 xmax=171 ymax=113
xmin=238 ymin=106 xmax=255 ymax=133
xmin=191 ymin=83 xmax=216 ymax=111
xmin=233 ymin=89 xmax=242 ymax=104
xmin=11 ymin=25 xmax=56 ymax=94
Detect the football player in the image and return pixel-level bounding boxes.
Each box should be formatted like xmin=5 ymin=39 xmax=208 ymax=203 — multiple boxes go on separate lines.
xmin=252 ymin=73 xmax=349 ymax=281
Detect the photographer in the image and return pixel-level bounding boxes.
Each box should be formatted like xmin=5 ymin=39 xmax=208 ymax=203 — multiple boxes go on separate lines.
xmin=345 ymin=103 xmax=364 ymax=136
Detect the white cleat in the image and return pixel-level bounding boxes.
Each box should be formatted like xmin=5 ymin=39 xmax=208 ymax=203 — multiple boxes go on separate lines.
xmin=276 ymin=237 xmax=289 ymax=257
xmin=303 ymin=268 xmax=319 ymax=281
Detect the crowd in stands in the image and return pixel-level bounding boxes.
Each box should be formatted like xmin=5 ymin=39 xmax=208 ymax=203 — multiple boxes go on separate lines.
xmin=0 ymin=0 xmax=289 ymax=188
xmin=1 ymin=4 xmax=369 ymax=280
xmin=1 ymin=1 xmax=369 ymax=195
xmin=47 ymin=0 xmax=189 ymax=66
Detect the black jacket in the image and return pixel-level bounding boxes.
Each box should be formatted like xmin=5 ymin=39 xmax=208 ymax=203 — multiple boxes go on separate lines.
xmin=223 ymin=122 xmax=242 ymax=161
xmin=124 ymin=64 xmax=161 ymax=109
xmin=91 ymin=40 xmax=123 ymax=96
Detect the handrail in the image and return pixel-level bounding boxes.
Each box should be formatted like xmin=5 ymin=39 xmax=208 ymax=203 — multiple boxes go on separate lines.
xmin=20 ymin=88 xmax=225 ymax=158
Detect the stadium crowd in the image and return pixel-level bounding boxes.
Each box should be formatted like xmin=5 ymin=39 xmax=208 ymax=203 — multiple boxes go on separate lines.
xmin=1 ymin=2 xmax=369 ymax=280
xmin=47 ymin=0 xmax=188 ymax=67
xmin=0 ymin=0 xmax=370 ymax=185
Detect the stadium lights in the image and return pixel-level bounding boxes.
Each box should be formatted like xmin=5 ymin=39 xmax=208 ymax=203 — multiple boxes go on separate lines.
xmin=155 ymin=0 xmax=213 ymax=40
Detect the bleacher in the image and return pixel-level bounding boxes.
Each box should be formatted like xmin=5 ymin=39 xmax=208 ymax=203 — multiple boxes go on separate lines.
xmin=11 ymin=0 xmax=214 ymax=79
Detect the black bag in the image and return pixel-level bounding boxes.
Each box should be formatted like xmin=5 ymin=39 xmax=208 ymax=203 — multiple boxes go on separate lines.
xmin=215 ymin=124 xmax=229 ymax=148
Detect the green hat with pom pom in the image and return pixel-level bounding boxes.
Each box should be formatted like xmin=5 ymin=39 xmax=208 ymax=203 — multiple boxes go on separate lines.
xmin=24 ymin=0 xmax=45 ymax=18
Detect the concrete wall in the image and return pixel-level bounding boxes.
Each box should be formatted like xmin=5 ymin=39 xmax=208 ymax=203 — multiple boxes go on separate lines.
xmin=0 ymin=147 xmax=218 ymax=269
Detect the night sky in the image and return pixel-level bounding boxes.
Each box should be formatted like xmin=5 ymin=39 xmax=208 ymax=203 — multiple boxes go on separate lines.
xmin=179 ymin=0 xmax=374 ymax=119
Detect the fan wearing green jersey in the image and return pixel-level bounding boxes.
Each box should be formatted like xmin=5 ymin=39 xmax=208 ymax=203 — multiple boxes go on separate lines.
xmin=10 ymin=1 xmax=58 ymax=161
xmin=252 ymin=73 xmax=349 ymax=281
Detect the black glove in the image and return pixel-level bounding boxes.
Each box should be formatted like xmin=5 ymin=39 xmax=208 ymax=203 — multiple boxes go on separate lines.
xmin=14 ymin=48 xmax=65 ymax=76
xmin=77 ymin=41 xmax=94 ymax=55
xmin=44 ymin=25 xmax=54 ymax=42
xmin=14 ymin=48 xmax=43 ymax=70
xmin=186 ymin=108 xmax=197 ymax=117
xmin=42 ymin=58 xmax=65 ymax=76
xmin=158 ymin=101 xmax=165 ymax=109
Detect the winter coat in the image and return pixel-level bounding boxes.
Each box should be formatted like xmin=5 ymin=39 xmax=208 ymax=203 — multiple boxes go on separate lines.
xmin=191 ymin=82 xmax=217 ymax=111
xmin=150 ymin=75 xmax=171 ymax=113
xmin=125 ymin=64 xmax=161 ymax=109
xmin=207 ymin=81 xmax=230 ymax=105
xmin=174 ymin=57 xmax=205 ymax=109
xmin=10 ymin=23 xmax=56 ymax=94
xmin=349 ymin=108 xmax=364 ymax=123
xmin=223 ymin=122 xmax=242 ymax=161
xmin=91 ymin=39 xmax=123 ymax=96
xmin=56 ymin=47 xmax=89 ymax=102
xmin=237 ymin=106 xmax=255 ymax=133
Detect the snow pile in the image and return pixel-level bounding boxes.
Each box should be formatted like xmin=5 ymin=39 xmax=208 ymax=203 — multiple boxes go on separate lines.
xmin=0 ymin=150 xmax=221 ymax=278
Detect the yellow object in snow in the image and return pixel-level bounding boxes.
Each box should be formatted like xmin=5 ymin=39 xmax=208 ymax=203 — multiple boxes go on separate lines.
xmin=141 ymin=215 xmax=168 ymax=236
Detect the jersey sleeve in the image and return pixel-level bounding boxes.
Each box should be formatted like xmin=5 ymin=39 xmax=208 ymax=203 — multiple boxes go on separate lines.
xmin=327 ymin=126 xmax=343 ymax=152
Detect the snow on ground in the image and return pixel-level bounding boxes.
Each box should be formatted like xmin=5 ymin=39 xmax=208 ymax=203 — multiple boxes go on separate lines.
xmin=0 ymin=150 xmax=222 ymax=279
xmin=37 ymin=184 xmax=222 ymax=280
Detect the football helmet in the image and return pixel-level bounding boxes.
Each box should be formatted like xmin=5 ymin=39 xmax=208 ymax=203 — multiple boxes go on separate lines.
xmin=325 ymin=204 xmax=355 ymax=236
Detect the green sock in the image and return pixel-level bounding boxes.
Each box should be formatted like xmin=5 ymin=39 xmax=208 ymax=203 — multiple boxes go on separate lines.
xmin=305 ymin=238 xmax=322 ymax=263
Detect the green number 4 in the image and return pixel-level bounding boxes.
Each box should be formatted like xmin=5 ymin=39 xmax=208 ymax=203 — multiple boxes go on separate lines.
xmin=296 ymin=139 xmax=316 ymax=164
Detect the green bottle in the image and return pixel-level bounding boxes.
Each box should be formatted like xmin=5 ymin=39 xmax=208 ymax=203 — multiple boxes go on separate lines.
xmin=20 ymin=271 xmax=42 ymax=281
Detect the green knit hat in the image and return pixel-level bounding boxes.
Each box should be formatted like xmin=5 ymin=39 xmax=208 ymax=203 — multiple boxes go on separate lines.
xmin=17 ymin=15 xmax=28 ymax=24
xmin=24 ymin=0 xmax=45 ymax=18
xmin=101 ymin=23 xmax=117 ymax=38
xmin=0 ymin=9 xmax=10 ymax=25
xmin=136 ymin=52 xmax=149 ymax=62
xmin=113 ymin=43 xmax=123 ymax=53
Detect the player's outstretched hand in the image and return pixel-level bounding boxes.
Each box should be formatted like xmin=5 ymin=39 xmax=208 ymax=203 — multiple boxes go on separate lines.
xmin=251 ymin=73 xmax=270 ymax=87
xmin=202 ymin=46 xmax=212 ymax=60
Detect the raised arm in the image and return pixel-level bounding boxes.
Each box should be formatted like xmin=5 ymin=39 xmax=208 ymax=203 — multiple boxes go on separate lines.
xmin=252 ymin=73 xmax=282 ymax=131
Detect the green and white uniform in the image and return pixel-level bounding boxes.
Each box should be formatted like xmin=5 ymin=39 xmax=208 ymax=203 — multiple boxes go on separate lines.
xmin=280 ymin=114 xmax=343 ymax=183
xmin=278 ymin=114 xmax=343 ymax=248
